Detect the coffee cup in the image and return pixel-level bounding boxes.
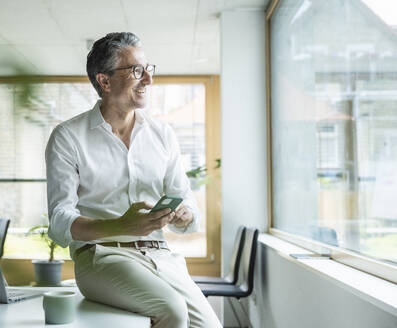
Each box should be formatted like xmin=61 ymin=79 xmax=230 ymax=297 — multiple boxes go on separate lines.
xmin=42 ymin=291 xmax=76 ymax=324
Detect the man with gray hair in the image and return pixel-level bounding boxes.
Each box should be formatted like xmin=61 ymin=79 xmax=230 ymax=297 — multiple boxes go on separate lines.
xmin=45 ymin=32 xmax=221 ymax=328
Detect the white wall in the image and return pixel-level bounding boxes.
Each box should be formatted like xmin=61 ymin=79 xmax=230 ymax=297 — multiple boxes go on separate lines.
xmin=220 ymin=8 xmax=268 ymax=327
xmin=256 ymin=245 xmax=397 ymax=328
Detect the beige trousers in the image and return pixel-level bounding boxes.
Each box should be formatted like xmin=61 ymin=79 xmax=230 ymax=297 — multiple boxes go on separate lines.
xmin=74 ymin=245 xmax=222 ymax=328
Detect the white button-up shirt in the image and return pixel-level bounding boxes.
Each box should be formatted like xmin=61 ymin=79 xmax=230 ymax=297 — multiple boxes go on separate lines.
xmin=45 ymin=100 xmax=200 ymax=259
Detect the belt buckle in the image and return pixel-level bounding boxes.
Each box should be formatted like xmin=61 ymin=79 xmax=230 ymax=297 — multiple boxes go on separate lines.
xmin=153 ymin=241 xmax=160 ymax=249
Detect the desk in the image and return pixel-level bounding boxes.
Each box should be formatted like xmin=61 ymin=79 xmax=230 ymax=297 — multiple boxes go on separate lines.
xmin=0 ymin=286 xmax=150 ymax=327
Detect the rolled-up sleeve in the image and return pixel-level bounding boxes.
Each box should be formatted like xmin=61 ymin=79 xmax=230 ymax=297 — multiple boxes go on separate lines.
xmin=45 ymin=125 xmax=81 ymax=247
xmin=163 ymin=124 xmax=200 ymax=234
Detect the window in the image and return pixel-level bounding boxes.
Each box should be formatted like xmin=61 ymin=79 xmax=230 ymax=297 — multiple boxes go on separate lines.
xmin=0 ymin=76 xmax=221 ymax=271
xmin=0 ymin=81 xmax=95 ymax=259
xmin=147 ymin=82 xmax=208 ymax=257
xmin=268 ymin=0 xmax=397 ymax=279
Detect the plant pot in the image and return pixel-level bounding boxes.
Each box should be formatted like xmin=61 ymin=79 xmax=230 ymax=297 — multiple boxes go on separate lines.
xmin=32 ymin=260 xmax=64 ymax=286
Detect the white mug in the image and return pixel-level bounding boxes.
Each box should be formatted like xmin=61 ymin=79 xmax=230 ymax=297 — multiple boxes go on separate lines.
xmin=43 ymin=291 xmax=76 ymax=324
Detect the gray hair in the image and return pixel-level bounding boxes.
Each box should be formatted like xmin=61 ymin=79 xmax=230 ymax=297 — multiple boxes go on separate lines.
xmin=86 ymin=32 xmax=141 ymax=97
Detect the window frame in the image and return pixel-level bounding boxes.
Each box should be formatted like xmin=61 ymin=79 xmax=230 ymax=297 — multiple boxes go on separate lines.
xmin=265 ymin=0 xmax=397 ymax=284
xmin=0 ymin=75 xmax=221 ymax=280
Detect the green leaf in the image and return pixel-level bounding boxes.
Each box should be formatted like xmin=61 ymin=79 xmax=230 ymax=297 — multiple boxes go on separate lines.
xmin=196 ymin=175 xmax=212 ymax=187
xmin=27 ymin=224 xmax=48 ymax=234
xmin=214 ymin=158 xmax=221 ymax=169
xmin=186 ymin=166 xmax=205 ymax=177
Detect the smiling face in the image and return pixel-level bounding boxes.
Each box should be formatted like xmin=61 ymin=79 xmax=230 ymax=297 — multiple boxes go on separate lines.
xmin=102 ymin=46 xmax=153 ymax=110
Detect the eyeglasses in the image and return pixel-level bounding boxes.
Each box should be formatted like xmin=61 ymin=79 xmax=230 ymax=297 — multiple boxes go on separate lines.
xmin=111 ymin=63 xmax=156 ymax=80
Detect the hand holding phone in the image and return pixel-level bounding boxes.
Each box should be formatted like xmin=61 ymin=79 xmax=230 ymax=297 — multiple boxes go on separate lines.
xmin=150 ymin=195 xmax=183 ymax=213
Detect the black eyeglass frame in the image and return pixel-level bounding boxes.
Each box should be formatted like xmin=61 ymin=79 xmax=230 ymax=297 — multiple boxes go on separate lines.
xmin=110 ymin=63 xmax=156 ymax=80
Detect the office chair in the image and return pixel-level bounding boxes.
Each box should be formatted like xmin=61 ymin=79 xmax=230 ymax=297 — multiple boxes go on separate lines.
xmin=0 ymin=218 xmax=10 ymax=287
xmin=191 ymin=226 xmax=246 ymax=285
xmin=0 ymin=219 xmax=10 ymax=258
xmin=311 ymin=226 xmax=338 ymax=247
xmin=198 ymin=227 xmax=259 ymax=328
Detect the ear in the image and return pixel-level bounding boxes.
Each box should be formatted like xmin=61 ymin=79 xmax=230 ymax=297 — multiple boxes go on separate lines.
xmin=96 ymin=73 xmax=111 ymax=94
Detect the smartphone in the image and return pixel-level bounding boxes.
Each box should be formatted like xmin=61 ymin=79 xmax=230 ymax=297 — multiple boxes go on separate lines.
xmin=150 ymin=195 xmax=183 ymax=213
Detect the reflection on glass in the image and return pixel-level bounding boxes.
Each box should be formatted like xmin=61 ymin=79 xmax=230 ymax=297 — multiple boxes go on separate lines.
xmin=271 ymin=0 xmax=397 ymax=265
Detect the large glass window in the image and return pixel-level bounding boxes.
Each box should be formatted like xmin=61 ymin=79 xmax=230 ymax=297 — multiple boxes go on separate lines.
xmin=270 ymin=0 xmax=397 ymax=266
xmin=1 ymin=79 xmax=212 ymax=259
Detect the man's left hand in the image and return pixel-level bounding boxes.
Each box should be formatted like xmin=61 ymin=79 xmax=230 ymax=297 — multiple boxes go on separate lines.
xmin=169 ymin=204 xmax=193 ymax=228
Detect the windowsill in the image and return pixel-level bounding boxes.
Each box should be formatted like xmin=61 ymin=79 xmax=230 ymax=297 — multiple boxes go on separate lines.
xmin=259 ymin=233 xmax=397 ymax=317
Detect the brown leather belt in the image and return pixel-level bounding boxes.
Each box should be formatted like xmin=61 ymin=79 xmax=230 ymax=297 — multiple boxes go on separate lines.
xmin=75 ymin=240 xmax=169 ymax=257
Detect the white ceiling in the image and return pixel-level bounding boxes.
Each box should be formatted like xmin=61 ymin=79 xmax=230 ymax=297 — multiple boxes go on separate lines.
xmin=0 ymin=0 xmax=268 ymax=76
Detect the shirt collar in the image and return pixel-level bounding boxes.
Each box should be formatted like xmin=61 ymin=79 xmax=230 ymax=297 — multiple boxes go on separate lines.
xmin=134 ymin=108 xmax=147 ymax=127
xmin=89 ymin=100 xmax=147 ymax=130
xmin=89 ymin=100 xmax=106 ymax=129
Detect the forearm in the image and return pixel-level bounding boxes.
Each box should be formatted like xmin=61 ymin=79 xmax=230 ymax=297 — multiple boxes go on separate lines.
xmin=70 ymin=203 xmax=176 ymax=242
xmin=70 ymin=216 xmax=122 ymax=241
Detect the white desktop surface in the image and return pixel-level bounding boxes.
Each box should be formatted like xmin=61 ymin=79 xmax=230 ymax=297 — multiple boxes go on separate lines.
xmin=0 ymin=286 xmax=150 ymax=327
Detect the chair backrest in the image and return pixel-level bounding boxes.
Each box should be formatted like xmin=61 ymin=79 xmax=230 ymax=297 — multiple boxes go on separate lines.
xmin=236 ymin=227 xmax=259 ymax=295
xmin=309 ymin=225 xmax=338 ymax=247
xmin=0 ymin=219 xmax=10 ymax=258
xmin=225 ymin=226 xmax=246 ymax=284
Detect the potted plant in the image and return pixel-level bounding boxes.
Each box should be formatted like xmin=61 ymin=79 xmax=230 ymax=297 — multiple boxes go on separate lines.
xmin=27 ymin=219 xmax=64 ymax=286
xmin=186 ymin=158 xmax=221 ymax=190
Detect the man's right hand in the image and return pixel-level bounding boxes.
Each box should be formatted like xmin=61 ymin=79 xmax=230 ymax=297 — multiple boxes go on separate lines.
xmin=117 ymin=201 xmax=175 ymax=236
